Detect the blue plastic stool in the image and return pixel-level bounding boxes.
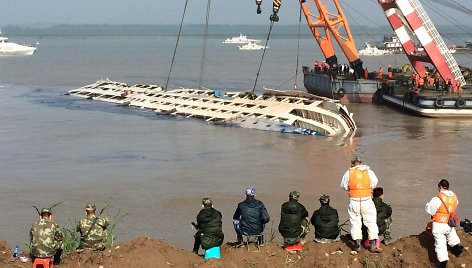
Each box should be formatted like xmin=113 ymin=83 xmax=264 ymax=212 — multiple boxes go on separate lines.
xmin=204 ymin=246 xmax=221 ymax=259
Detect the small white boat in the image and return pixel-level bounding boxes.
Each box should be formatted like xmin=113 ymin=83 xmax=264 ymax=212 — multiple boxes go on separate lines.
xmin=222 ymin=33 xmax=260 ymax=44
xmin=358 ymin=43 xmax=392 ymax=56
xmin=237 ymin=42 xmax=267 ymax=51
xmin=0 ymin=31 xmax=37 ymax=56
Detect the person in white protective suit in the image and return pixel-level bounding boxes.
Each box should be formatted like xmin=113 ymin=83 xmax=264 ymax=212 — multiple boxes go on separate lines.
xmin=425 ymin=179 xmax=464 ymax=268
xmin=340 ymin=156 xmax=381 ymax=253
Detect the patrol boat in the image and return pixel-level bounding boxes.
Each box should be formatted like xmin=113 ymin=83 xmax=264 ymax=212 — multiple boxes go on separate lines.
xmin=67 ymin=80 xmax=357 ymax=137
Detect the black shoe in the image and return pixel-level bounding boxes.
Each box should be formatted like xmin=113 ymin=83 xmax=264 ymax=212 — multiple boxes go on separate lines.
xmin=353 ymin=240 xmax=361 ymax=252
xmin=438 ymin=260 xmax=447 ymax=268
xmin=451 ymin=244 xmax=464 ymax=257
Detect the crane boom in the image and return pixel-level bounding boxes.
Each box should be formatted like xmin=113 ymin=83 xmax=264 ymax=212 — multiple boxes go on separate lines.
xmin=261 ymin=0 xmax=465 ymax=90
xmin=378 ymin=0 xmax=466 ymax=91
xmin=268 ymin=0 xmax=364 ymax=78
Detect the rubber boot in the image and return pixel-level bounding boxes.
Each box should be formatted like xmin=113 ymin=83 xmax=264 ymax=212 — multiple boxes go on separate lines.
xmin=451 ymin=244 xmax=464 ymax=257
xmin=192 ymin=239 xmax=200 ymax=254
xmin=53 ymin=249 xmax=62 ymax=265
xmin=353 ymin=239 xmax=361 ymax=252
xmin=438 ymin=260 xmax=447 ymax=268
xmin=369 ymin=239 xmax=382 ymax=253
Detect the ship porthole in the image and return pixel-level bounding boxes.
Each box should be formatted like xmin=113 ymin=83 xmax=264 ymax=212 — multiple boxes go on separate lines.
xmin=434 ymin=97 xmax=444 ymax=107
xmin=337 ymin=88 xmax=346 ymax=98
xmin=456 ymin=98 xmax=466 ymax=108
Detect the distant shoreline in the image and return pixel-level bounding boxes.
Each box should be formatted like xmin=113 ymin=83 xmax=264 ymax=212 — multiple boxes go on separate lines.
xmin=2 ymin=24 xmax=471 ymax=38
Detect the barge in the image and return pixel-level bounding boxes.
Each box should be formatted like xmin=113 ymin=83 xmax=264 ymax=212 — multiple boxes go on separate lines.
xmin=381 ymin=82 xmax=472 ymax=117
xmin=303 ymin=66 xmax=381 ymax=104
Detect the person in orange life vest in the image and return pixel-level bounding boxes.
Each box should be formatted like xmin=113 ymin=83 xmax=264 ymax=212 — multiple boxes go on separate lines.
xmin=411 ymin=72 xmax=417 ymax=86
xmin=425 ymin=179 xmax=464 ymax=268
xmin=340 ymin=156 xmax=381 ymax=253
xmin=418 ymin=76 xmax=425 ymax=90
xmin=387 ymin=65 xmax=393 ymax=78
xmin=364 ymin=67 xmax=369 ymax=79
xmin=377 ymin=67 xmax=383 ymax=80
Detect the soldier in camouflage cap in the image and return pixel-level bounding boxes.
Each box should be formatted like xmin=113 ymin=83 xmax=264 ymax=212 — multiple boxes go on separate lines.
xmin=29 ymin=208 xmax=63 ymax=265
xmin=76 ymin=203 xmax=110 ymax=251
xmin=192 ymin=197 xmax=224 ymax=255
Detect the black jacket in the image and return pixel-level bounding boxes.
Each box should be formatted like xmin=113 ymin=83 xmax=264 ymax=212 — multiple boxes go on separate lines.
xmin=373 ymin=197 xmax=392 ymax=235
xmin=278 ymin=200 xmax=309 ymax=238
xmin=310 ymin=204 xmax=339 ymax=239
xmin=196 ymin=207 xmax=224 ymax=249
xmin=233 ymin=197 xmax=270 ymax=235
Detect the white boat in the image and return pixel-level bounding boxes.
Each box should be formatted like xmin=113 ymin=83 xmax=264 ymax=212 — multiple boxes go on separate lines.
xmin=382 ymin=35 xmax=403 ymax=53
xmin=358 ymin=43 xmax=392 ymax=56
xmin=222 ymin=33 xmax=260 ymax=44
xmin=237 ymin=42 xmax=267 ymax=51
xmin=0 ymin=31 xmax=37 ymax=56
xmin=67 ymin=80 xmax=357 ymax=137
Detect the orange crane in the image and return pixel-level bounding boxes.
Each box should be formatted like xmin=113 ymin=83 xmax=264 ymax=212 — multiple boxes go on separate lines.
xmin=260 ymin=0 xmax=466 ymax=91
xmin=264 ymin=0 xmax=364 ymax=78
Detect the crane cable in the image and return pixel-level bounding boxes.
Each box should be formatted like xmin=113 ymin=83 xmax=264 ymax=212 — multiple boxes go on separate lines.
xmin=252 ymin=20 xmax=276 ymax=93
xmin=165 ymin=0 xmax=189 ymax=90
xmin=293 ymin=5 xmax=303 ymax=91
xmin=199 ymin=0 xmax=212 ymax=89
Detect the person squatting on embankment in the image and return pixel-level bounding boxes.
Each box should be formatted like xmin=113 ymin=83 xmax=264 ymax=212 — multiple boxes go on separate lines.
xmin=311 ymin=194 xmax=340 ymax=243
xmin=30 ymin=208 xmax=63 ymax=265
xmin=192 ymin=197 xmax=224 ymax=255
xmin=278 ymin=191 xmax=310 ymax=248
xmin=361 ymin=187 xmax=393 ymax=248
xmin=77 ymin=203 xmax=110 ymax=251
xmin=232 ymin=188 xmax=270 ymax=244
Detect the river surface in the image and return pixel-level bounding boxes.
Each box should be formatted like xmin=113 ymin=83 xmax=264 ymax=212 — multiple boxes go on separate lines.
xmin=1 ymin=35 xmax=472 ymax=251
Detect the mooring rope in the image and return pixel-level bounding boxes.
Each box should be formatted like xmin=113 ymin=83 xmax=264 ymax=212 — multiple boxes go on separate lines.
xmin=165 ymin=0 xmax=189 ymax=90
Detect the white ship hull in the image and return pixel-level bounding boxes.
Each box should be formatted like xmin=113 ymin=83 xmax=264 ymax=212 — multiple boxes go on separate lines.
xmin=68 ymin=80 xmax=357 ymax=137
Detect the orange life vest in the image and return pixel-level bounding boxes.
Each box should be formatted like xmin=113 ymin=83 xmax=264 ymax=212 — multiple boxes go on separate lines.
xmin=433 ymin=192 xmax=458 ymax=223
xmin=348 ymin=168 xmax=372 ymax=198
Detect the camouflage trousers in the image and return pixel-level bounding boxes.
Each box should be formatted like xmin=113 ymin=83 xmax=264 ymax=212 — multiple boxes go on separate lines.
xmin=80 ymin=239 xmax=106 ymax=251
xmin=383 ymin=217 xmax=392 ymax=239
xmin=283 ymin=218 xmax=310 ymax=245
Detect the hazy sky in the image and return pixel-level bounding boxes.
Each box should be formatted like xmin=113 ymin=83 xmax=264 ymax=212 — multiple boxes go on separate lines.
xmin=1 ymin=0 xmax=470 ymax=26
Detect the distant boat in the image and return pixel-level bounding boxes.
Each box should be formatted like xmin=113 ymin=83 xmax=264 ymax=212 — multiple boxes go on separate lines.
xmin=0 ymin=31 xmax=37 ymax=56
xmin=237 ymin=42 xmax=267 ymax=51
xmin=358 ymin=43 xmax=392 ymax=56
xmin=382 ymin=35 xmax=403 ymax=53
xmin=222 ymin=33 xmax=260 ymax=44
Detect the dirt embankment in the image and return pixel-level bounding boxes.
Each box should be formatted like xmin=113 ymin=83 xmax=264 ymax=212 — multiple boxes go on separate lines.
xmin=2 ymin=231 xmax=471 ymax=268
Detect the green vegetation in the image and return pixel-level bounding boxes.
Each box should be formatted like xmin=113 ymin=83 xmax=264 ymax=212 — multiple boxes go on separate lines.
xmin=57 ymin=204 xmax=128 ymax=255
xmin=362 ymin=256 xmax=385 ymax=268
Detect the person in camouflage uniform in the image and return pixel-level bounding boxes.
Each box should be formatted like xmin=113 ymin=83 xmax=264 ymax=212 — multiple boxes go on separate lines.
xmin=76 ymin=203 xmax=109 ymax=251
xmin=29 ymin=208 xmax=63 ymax=265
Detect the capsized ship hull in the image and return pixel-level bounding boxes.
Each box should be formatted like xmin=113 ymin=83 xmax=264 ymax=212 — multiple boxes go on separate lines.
xmin=67 ymin=80 xmax=357 ymax=137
